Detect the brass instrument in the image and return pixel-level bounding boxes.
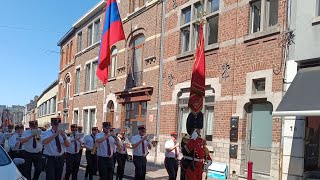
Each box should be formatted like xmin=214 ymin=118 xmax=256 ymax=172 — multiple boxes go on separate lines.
xmin=35 ymin=134 xmax=41 ymax=141
xmin=91 ymin=143 xmax=98 ymax=154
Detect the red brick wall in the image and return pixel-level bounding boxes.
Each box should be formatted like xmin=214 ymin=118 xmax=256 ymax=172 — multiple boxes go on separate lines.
xmin=57 ymin=1 xmax=162 ymax=133
xmin=161 ymin=0 xmax=286 ymax=142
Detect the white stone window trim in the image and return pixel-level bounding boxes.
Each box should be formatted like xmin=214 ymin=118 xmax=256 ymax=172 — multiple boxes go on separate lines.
xmin=76 ymin=31 xmax=83 ymax=53
xmin=82 ymin=107 xmax=97 ymax=129
xmin=86 ymin=17 xmax=101 ymax=47
xmin=249 ymin=0 xmax=279 ymax=34
xmin=74 ymin=67 xmax=82 ymax=95
xmin=84 ymin=57 xmax=98 ymax=92
xmin=179 ymin=0 xmax=220 ymax=54
xmin=73 ymin=108 xmax=80 ymax=125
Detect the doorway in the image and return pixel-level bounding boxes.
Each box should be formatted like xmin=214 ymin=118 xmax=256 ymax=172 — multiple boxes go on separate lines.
xmin=246 ymin=102 xmax=273 ymax=174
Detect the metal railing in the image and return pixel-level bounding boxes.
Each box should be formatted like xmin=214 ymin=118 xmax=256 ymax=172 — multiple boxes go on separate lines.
xmin=128 ymin=71 xmax=143 ymax=88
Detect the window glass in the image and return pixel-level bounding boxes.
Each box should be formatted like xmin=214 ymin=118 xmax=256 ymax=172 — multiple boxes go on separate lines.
xmin=251 ymin=1 xmax=261 ymax=33
xmin=207 ymin=15 xmax=219 ymax=45
xmin=181 ymin=27 xmax=190 ymax=52
xmin=181 ymin=7 xmax=191 ymax=25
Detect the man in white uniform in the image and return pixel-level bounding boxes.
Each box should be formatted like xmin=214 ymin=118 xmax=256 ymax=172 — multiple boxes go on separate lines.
xmin=164 ymin=131 xmax=179 ymax=180
xmin=41 ymin=118 xmax=70 ymax=180
xmin=131 ymin=125 xmax=152 ymax=180
xmin=95 ymin=122 xmax=120 ymax=180
xmin=20 ymin=120 xmax=43 ymax=180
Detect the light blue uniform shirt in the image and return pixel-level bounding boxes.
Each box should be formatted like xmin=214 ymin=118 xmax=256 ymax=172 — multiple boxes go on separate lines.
xmin=41 ymin=129 xmax=67 ymax=156
xmin=66 ymin=133 xmax=81 ymax=154
xmin=8 ymin=133 xmax=23 ymax=151
xmin=96 ymin=132 xmax=115 ymax=157
xmin=22 ymin=129 xmax=43 ymax=153
xmin=83 ymin=134 xmax=95 ymax=150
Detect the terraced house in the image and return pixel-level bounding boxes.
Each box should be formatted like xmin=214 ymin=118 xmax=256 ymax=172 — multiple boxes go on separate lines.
xmin=57 ymin=0 xmax=288 ymax=179
xmin=161 ymin=0 xmax=286 ymax=179
xmin=57 ymin=0 xmax=162 ymax=159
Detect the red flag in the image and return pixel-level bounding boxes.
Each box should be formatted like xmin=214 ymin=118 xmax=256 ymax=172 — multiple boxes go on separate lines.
xmin=188 ymin=24 xmax=205 ymax=113
xmin=96 ymin=0 xmax=125 ymax=85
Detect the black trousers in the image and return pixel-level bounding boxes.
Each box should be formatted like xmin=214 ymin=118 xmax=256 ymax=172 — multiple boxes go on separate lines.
xmin=85 ymin=150 xmax=97 ymax=180
xmin=116 ymin=153 xmax=127 ymax=180
xmin=24 ymin=151 xmax=42 ymax=180
xmin=65 ymin=153 xmax=81 ymax=180
xmin=98 ymin=156 xmax=114 ymax=180
xmin=133 ymin=156 xmax=147 ymax=180
xmin=113 ymin=153 xmax=117 ymax=169
xmin=45 ymin=155 xmax=64 ymax=180
xmin=165 ymin=157 xmax=179 ymax=180
xmin=78 ymin=148 xmax=83 ymax=157
xmin=9 ymin=150 xmax=27 ymax=178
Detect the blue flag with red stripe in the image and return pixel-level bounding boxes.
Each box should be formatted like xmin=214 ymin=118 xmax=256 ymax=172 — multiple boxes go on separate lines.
xmin=97 ymin=0 xmax=125 ymax=84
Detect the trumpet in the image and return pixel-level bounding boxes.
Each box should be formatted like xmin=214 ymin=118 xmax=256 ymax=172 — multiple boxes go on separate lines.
xmin=91 ymin=143 xmax=98 ymax=154
xmin=35 ymin=134 xmax=41 ymax=141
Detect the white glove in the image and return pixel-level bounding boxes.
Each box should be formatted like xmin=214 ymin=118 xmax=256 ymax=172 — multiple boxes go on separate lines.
xmin=191 ymin=130 xmax=198 ymax=140
xmin=204 ymin=160 xmax=212 ymax=170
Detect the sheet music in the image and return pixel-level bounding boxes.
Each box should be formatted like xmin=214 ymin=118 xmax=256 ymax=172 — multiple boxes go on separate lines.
xmin=76 ymin=133 xmax=84 ymax=139
xmin=58 ymin=123 xmax=69 ymax=131
xmin=31 ymin=129 xmax=42 ymax=136
xmin=147 ymin=134 xmax=155 ymax=140
xmin=114 ymin=128 xmax=121 ymax=134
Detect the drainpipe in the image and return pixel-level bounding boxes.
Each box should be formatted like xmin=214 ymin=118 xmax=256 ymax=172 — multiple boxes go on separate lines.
xmin=155 ymin=0 xmax=166 ymax=164
xmin=279 ymin=0 xmax=291 ymax=179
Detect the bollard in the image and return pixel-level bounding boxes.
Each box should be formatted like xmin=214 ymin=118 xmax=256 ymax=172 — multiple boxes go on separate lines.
xmin=247 ymin=161 xmax=253 ymax=180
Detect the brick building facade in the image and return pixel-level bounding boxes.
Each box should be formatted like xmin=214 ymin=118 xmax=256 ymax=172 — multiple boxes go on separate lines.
xmin=57 ymin=0 xmax=287 ymax=179
xmin=57 ymin=0 xmax=162 ymax=158
xmin=162 ymin=0 xmax=286 ymax=179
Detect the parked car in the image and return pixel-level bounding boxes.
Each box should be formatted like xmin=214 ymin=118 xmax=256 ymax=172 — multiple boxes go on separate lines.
xmin=0 ymin=146 xmax=26 ymax=180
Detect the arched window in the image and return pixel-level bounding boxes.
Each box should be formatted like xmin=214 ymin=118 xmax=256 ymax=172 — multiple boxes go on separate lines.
xmin=129 ymin=35 xmax=145 ymax=87
xmin=109 ymin=47 xmax=117 ymax=79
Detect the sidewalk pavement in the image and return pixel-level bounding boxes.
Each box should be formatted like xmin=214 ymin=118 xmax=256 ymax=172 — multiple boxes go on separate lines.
xmin=80 ymin=152 xmax=170 ymax=180
xmin=79 ymin=153 xmax=220 ymax=180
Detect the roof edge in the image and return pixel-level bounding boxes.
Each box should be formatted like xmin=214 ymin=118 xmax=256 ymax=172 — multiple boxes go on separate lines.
xmin=72 ymin=0 xmax=106 ymax=28
xmin=57 ymin=28 xmax=75 ymax=46
xmin=38 ymin=80 xmax=59 ymax=101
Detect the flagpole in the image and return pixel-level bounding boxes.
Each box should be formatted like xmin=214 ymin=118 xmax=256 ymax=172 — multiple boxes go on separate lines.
xmin=155 ymin=0 xmax=166 ymax=164
xmin=102 ymin=84 xmax=106 ymax=123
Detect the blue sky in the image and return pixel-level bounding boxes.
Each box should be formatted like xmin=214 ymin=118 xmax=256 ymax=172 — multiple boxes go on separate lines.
xmin=0 ymin=0 xmax=100 ymax=106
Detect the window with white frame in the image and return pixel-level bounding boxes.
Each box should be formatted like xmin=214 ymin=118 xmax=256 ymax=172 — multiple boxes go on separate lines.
xmin=85 ymin=61 xmax=98 ymax=91
xmin=87 ymin=19 xmax=101 ymax=47
xmin=77 ymin=32 xmax=82 ymax=52
xmin=87 ymin=24 xmax=93 ymax=46
xmin=83 ymin=108 xmax=96 ymax=135
xmin=109 ymin=47 xmax=117 ymax=79
xmin=178 ymin=88 xmax=215 ymax=142
xmin=250 ymin=0 xmax=278 ymax=34
xmin=38 ymin=96 xmax=56 ymax=117
xmin=180 ymin=0 xmax=219 ymax=53
xmin=52 ymin=96 xmax=56 ymax=113
xmin=94 ymin=19 xmax=101 ymax=43
xmin=73 ymin=110 xmax=78 ymax=124
xmin=75 ymin=68 xmax=80 ymax=94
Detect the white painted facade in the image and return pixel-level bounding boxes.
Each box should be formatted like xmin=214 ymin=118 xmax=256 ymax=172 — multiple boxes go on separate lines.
xmin=36 ymin=82 xmax=58 ymax=126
